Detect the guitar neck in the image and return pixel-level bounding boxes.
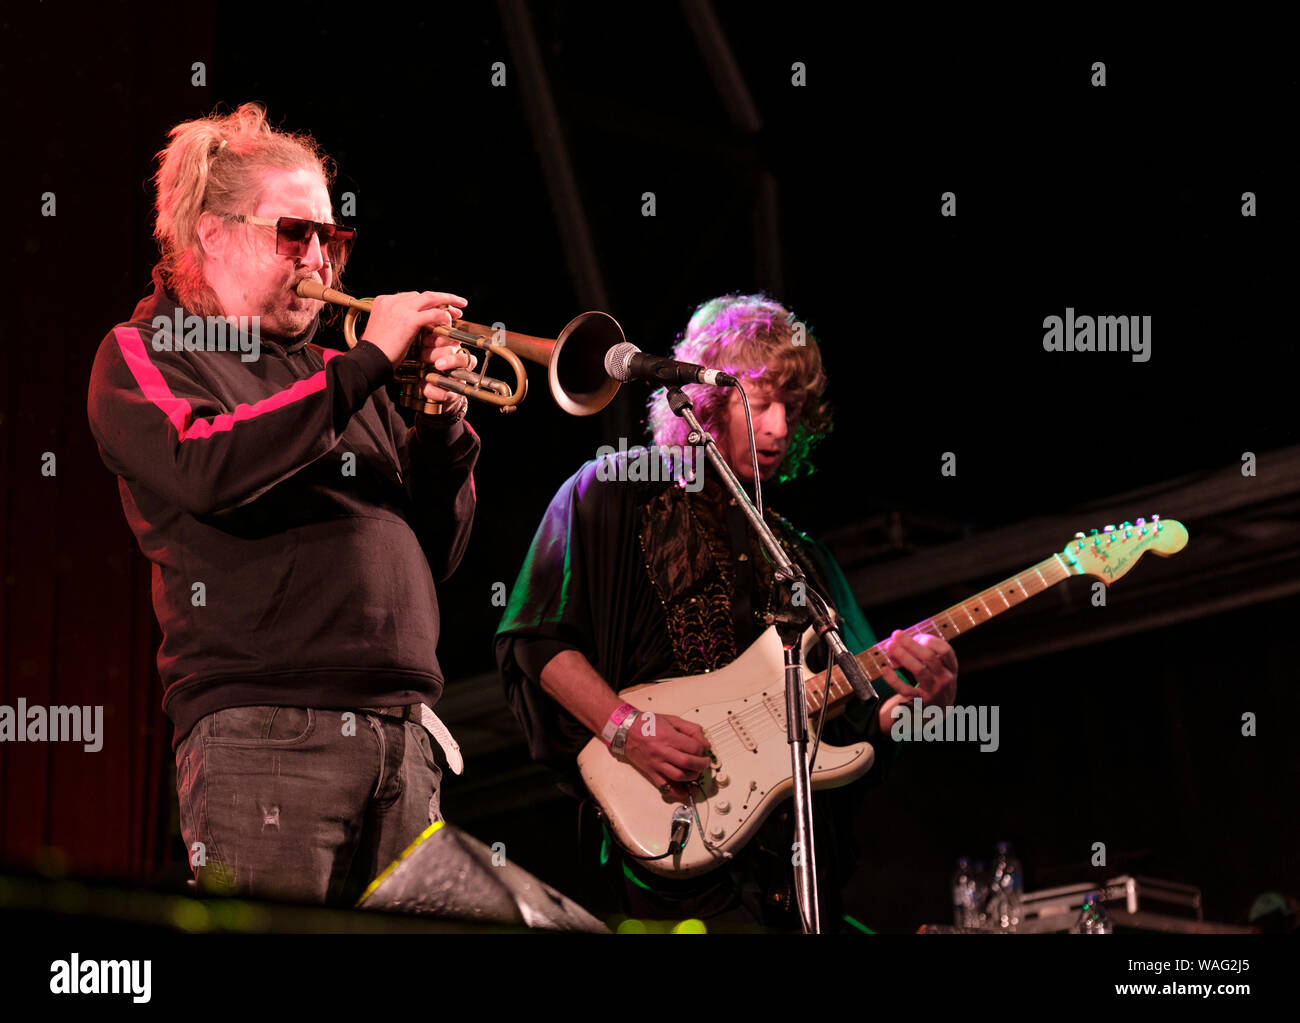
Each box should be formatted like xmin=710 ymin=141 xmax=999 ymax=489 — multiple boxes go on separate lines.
xmin=808 ymin=551 xmax=1074 ymax=715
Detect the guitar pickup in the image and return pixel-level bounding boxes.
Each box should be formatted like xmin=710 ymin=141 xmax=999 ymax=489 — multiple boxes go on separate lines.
xmin=726 ymin=713 xmax=757 ymax=751
xmin=763 ymin=694 xmax=786 ymax=729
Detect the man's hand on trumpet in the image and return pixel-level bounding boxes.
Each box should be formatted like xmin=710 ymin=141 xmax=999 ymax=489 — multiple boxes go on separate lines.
xmin=360 ymin=290 xmax=478 ymax=405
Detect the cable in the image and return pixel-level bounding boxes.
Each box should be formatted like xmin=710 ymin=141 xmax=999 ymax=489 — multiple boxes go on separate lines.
xmin=803 ymin=585 xmax=855 ymax=766
xmin=688 ymin=788 xmax=733 ymax=862
xmin=735 ymin=382 xmax=762 ymax=516
xmin=807 ymin=656 xmax=833 ymax=768
xmin=611 ymin=779 xmax=731 ymax=863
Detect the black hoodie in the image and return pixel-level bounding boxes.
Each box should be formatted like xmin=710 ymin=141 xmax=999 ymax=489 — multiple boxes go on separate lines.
xmin=87 ymin=268 xmax=479 ymax=749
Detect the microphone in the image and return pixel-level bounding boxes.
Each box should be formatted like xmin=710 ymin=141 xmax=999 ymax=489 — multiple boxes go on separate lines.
xmin=604 ymin=342 xmax=737 ymax=387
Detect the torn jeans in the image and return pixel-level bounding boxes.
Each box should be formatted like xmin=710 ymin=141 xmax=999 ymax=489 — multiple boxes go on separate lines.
xmin=174 ymin=705 xmax=443 ymax=905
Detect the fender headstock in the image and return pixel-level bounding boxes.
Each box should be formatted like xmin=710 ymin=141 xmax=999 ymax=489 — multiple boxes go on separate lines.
xmin=1059 ymin=516 xmax=1188 ymax=584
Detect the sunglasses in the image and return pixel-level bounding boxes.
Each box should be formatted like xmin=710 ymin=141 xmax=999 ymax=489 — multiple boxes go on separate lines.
xmin=226 ymin=214 xmax=357 ymax=264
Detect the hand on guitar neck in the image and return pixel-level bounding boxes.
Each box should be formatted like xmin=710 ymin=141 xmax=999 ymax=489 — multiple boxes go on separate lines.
xmin=876 ymin=629 xmax=960 ymax=726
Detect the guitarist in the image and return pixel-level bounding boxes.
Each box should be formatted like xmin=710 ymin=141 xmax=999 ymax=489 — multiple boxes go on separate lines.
xmin=495 ymin=294 xmax=958 ymax=930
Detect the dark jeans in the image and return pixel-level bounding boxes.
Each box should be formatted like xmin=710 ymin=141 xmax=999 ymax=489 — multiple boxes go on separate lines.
xmin=174 ymin=705 xmax=442 ymax=906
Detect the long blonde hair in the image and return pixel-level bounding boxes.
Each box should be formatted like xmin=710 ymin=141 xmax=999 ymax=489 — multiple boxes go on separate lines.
xmin=152 ymin=102 xmax=340 ymax=316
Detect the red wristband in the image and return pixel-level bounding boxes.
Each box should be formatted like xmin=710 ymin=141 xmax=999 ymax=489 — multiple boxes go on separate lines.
xmin=600 ymin=702 xmax=638 ymax=746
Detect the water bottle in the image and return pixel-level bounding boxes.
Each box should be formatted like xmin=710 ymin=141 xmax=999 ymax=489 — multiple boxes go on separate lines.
xmin=989 ymin=841 xmax=1024 ymax=931
xmin=951 ymin=857 xmax=978 ymax=928
xmin=1075 ymin=891 xmax=1113 ymax=933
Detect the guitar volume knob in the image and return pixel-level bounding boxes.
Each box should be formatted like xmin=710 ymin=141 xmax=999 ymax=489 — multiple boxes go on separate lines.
xmin=715 ymin=771 xmax=729 ymax=786
xmin=715 ymin=800 xmax=731 ymax=815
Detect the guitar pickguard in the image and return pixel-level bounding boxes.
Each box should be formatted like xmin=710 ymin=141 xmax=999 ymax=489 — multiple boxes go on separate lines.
xmin=578 ymin=626 xmax=875 ymax=878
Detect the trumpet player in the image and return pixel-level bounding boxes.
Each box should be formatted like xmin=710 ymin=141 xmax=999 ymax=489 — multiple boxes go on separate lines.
xmin=87 ymin=102 xmax=479 ymax=905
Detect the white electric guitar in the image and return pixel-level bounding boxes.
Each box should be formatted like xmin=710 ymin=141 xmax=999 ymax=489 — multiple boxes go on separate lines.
xmin=578 ymin=516 xmax=1188 ymax=878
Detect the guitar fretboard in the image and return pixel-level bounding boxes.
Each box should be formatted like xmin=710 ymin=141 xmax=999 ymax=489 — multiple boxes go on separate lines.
xmin=806 ymin=551 xmax=1075 ymax=715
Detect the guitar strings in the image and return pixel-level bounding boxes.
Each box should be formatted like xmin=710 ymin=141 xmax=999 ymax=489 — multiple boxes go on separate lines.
xmin=688 ymin=564 xmax=1072 ymax=758
xmin=692 ymin=607 xmax=1021 ymax=757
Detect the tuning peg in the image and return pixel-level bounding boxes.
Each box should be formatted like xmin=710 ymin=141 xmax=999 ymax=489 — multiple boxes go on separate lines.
xmin=1103 ymin=525 xmax=1116 ymax=532
xmin=1151 ymin=514 xmax=1160 ymax=521
xmin=1089 ymin=528 xmax=1100 ymax=536
xmin=1136 ymin=517 xmax=1145 ymax=525
xmin=1074 ymin=532 xmax=1085 ymax=539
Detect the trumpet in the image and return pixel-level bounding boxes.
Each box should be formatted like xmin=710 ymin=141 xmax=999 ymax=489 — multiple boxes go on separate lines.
xmin=295 ymin=280 xmax=623 ymax=416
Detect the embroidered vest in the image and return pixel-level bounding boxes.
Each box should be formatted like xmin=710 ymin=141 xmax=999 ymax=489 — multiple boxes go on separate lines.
xmin=635 ymin=479 xmax=839 ymax=675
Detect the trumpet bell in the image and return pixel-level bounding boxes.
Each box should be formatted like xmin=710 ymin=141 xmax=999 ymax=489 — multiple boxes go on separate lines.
xmin=549 ymin=312 xmax=625 ymax=417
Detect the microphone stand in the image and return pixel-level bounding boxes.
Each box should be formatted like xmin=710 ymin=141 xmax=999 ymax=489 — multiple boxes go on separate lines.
xmin=665 ymin=386 xmax=879 ymax=934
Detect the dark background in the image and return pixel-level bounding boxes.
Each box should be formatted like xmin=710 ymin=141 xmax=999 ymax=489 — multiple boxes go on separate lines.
xmin=3 ymin=3 xmax=1297 ymax=932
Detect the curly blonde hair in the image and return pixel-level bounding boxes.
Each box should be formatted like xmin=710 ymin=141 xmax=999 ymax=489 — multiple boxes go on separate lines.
xmin=152 ymin=101 xmax=342 ymax=316
xmin=646 ymin=294 xmax=832 ymax=482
